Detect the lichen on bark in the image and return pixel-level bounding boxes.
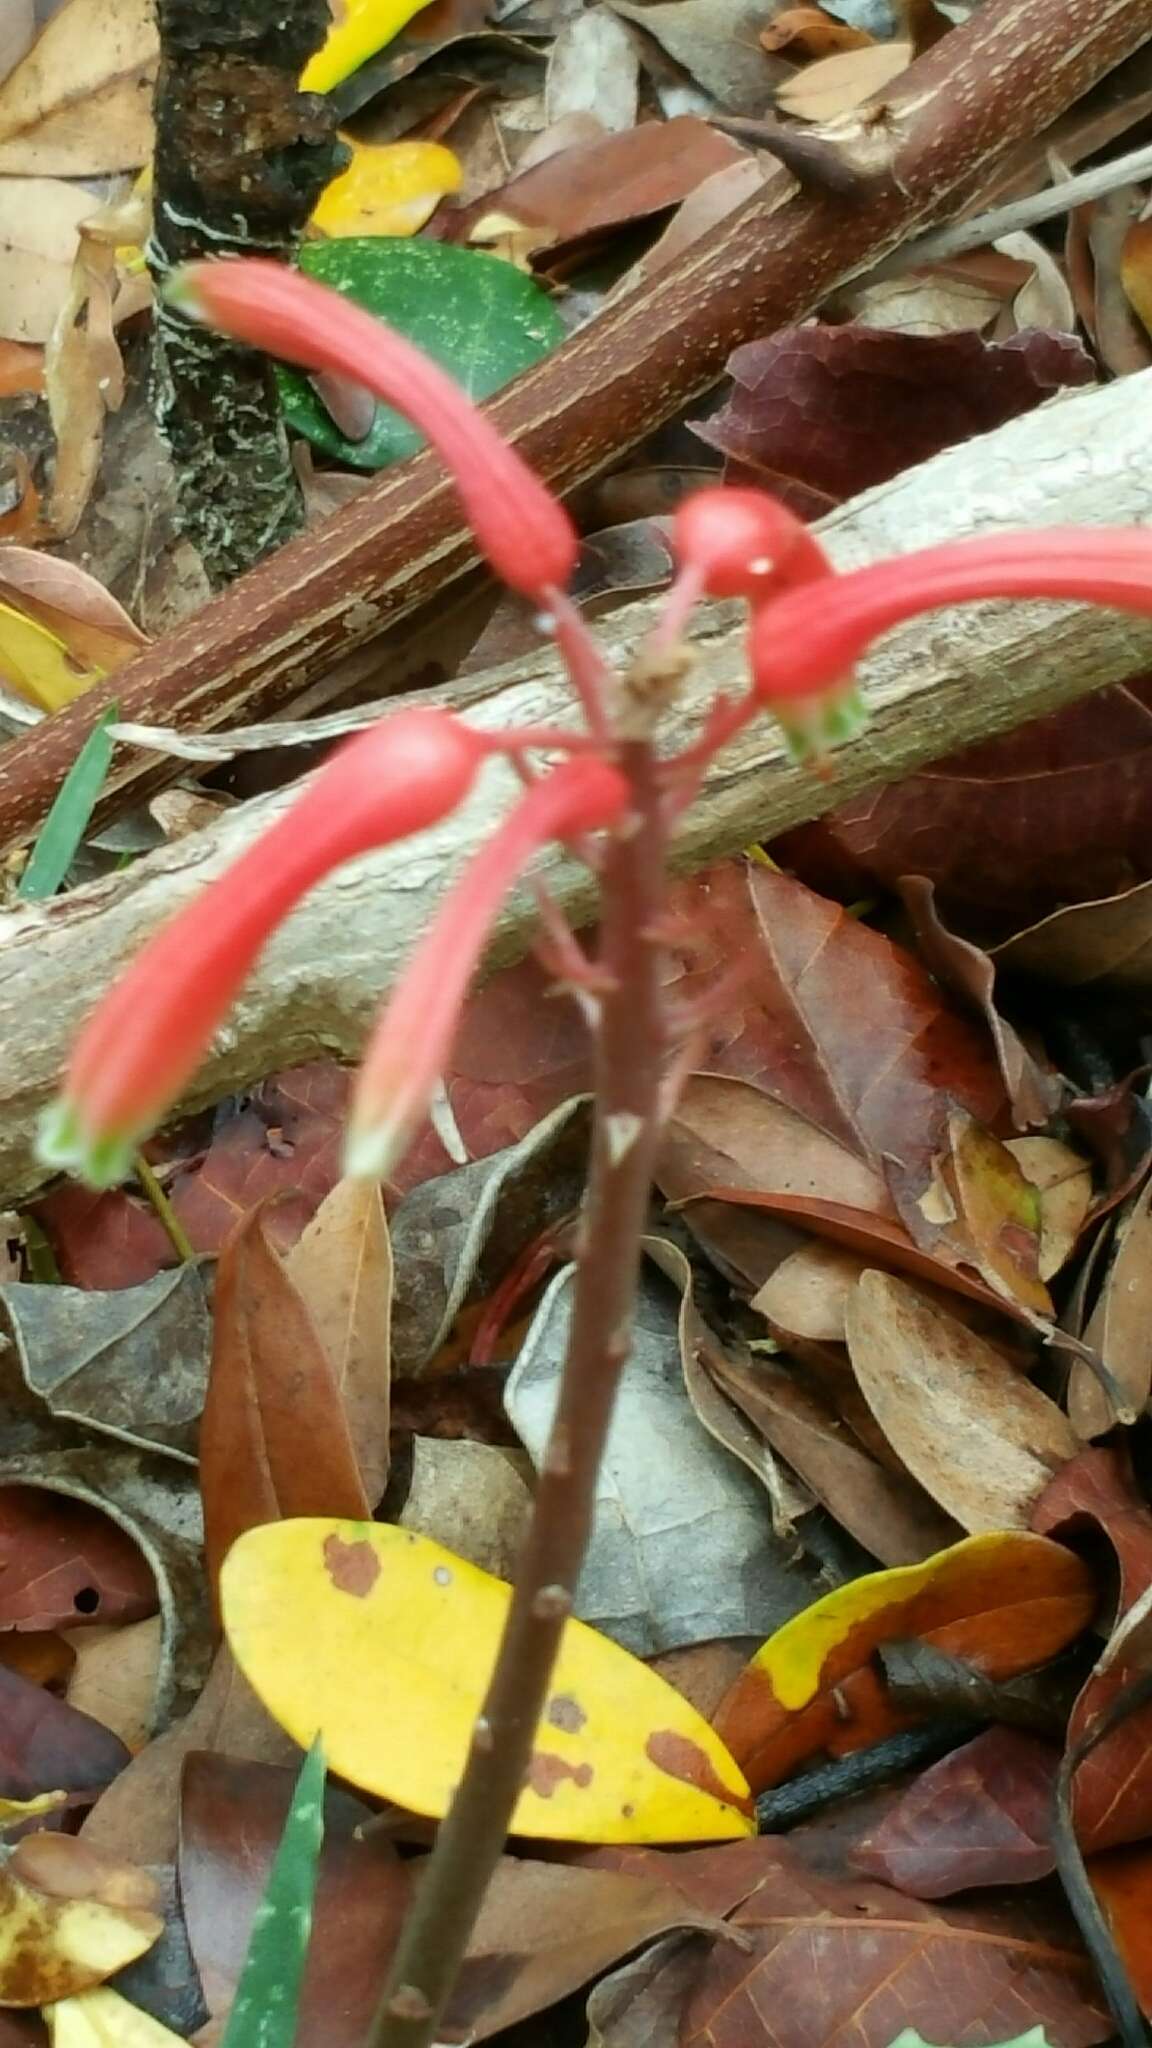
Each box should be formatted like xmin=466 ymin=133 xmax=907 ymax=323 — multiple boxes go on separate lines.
xmin=150 ymin=0 xmax=346 ymax=586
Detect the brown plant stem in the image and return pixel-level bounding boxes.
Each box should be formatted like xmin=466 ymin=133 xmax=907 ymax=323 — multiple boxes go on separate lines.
xmin=0 ymin=0 xmax=1147 ymax=853
xmin=365 ymin=742 xmax=668 ymax=2048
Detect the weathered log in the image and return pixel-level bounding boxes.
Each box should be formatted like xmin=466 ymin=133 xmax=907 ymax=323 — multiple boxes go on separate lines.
xmin=0 ymin=0 xmax=1148 ymax=851
xmin=2 ymin=374 xmax=1150 ymax=1204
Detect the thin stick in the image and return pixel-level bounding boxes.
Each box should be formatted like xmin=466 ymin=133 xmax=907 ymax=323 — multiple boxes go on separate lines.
xmin=364 ymin=742 xmax=669 ymax=2048
xmin=133 ymin=1151 xmax=196 ymax=1263
xmin=862 ymin=137 xmax=1152 ymax=280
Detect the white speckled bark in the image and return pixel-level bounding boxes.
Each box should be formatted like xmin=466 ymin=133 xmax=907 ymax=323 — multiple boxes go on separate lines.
xmin=5 ymin=371 xmax=1152 ymax=1201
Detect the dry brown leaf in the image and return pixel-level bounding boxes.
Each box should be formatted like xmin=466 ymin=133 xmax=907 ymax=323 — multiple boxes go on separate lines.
xmin=397 ymin=1438 xmax=532 ymax=1579
xmin=0 ymin=546 xmax=146 ymax=672
xmin=65 ymin=1617 xmax=163 ymax=1754
xmin=662 ymin=1075 xmax=892 ymax=1217
xmin=752 ymin=1239 xmax=866 ymax=1342
xmin=43 ymin=184 xmax=152 ymax=538
xmin=994 ymin=879 xmax=1152 ymax=991
xmin=0 ymin=4 xmax=34 ymax=91
xmin=928 ymin=1111 xmax=1051 ymax=1317
xmin=774 ymin=39 xmax=911 ymax=119
xmin=761 ymin=6 xmax=872 ymax=56
xmin=0 ymin=0 xmax=157 ymax=176
xmin=0 ymin=178 xmax=92 ymax=343
xmin=1006 ymin=1136 xmax=1092 ymax=1282
xmin=845 ymin=1270 xmax=1078 ymax=1530
xmin=1069 ymin=1181 xmax=1152 ymax=1438
xmin=286 ymin=1177 xmax=393 ymax=1509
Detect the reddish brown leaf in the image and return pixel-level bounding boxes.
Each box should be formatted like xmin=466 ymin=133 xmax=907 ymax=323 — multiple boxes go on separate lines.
xmin=198 ymin=1206 xmax=369 ymax=1599
xmin=691 ymin=325 xmax=1094 ymax=517
xmin=773 ymin=676 xmax=1152 ymax=930
xmin=678 ymin=1838 xmax=1109 ymax=2048
xmin=448 ymin=116 xmax=748 ymax=252
xmin=1088 ymin=1844 xmax=1152 ymax=2016
xmin=851 ymin=1727 xmax=1060 ymax=1897
xmin=0 ymin=1486 xmax=156 ymax=1632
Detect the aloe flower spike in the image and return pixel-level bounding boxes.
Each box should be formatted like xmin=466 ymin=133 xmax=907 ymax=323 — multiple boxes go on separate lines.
xmin=39 ymin=710 xmax=491 ymax=1188
xmin=750 ymin=526 xmax=1152 ymax=759
xmin=345 ymin=757 xmax=629 ymax=1181
xmin=166 ymin=259 xmax=579 ymax=611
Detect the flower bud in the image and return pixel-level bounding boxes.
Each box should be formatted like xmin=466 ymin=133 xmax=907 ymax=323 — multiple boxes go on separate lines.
xmin=673 ymin=487 xmax=832 ymax=602
xmin=38 ymin=709 xmax=490 ymax=1187
xmin=166 ymin=260 xmax=578 ymax=604
xmin=345 ymin=757 xmax=629 ymax=1181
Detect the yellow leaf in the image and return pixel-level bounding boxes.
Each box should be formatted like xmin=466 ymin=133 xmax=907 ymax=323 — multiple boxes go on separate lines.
xmin=0 ymin=599 xmax=102 ymax=712
xmin=311 ymin=137 xmax=462 ymax=238
xmin=47 ymin=1988 xmax=185 ymax=2045
xmin=301 ymin=0 xmax=440 ymax=94
xmin=0 ymin=1833 xmax=160 ymax=2006
xmin=0 ymin=1791 xmax=67 ymax=1829
xmin=221 ymin=1519 xmax=754 ymax=1843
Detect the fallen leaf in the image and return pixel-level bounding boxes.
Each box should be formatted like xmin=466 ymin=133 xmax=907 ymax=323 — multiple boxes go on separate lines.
xmin=704 ymin=1343 xmax=960 ymax=1568
xmin=0 ymin=341 xmax=43 ymax=396
xmin=1005 ymin=1138 xmax=1093 ymax=1282
xmin=450 ymin=116 xmax=747 ymax=254
xmin=0 ymin=0 xmax=157 ymax=175
xmin=45 ymin=1988 xmax=184 ymax=2046
xmin=0 ymin=547 xmax=145 ymax=675
xmin=931 ymin=1112 xmax=1051 ymax=1316
xmin=0 ymin=1662 xmax=129 ymax=1806
xmin=851 ymin=1727 xmax=1061 ymax=1896
xmin=677 ymin=1838 xmax=1109 ymax=2048
xmin=285 ymin=1178 xmax=393 ymax=1509
xmin=65 ymin=1617 xmax=163 ymax=1753
xmin=606 ymin=0 xmax=788 ymax=113
xmin=712 ymin=1530 xmax=1095 ymax=1792
xmin=773 ymin=677 xmax=1152 ymax=930
xmin=0 ymin=599 xmax=99 ymax=712
xmin=300 ymin=0 xmax=440 ymax=92
xmin=775 ymin=38 xmax=911 ymax=117
xmin=691 ymin=326 xmax=1094 ymax=517
xmin=398 ymin=1438 xmax=532 ymax=1580
xmin=221 ymin=1517 xmax=755 ymax=1842
xmin=1067 ymin=1178 xmax=1152 ymax=1436
xmin=199 ymin=1206 xmax=369 ymax=1600
xmin=545 ymin=9 xmax=639 ymax=132
xmin=0 ymin=1486 xmax=157 ymax=1632
xmin=507 ymin=1259 xmax=820 ymax=1655
xmin=310 ymin=137 xmax=461 ymax=237
xmin=994 ymin=877 xmax=1152 ymax=990
xmin=0 ymin=180 xmax=93 ymax=346
xmin=845 ymin=1272 xmax=1077 ymax=1531
xmin=761 ymin=6 xmax=873 ymax=55
xmin=0 ymin=1832 xmax=160 ymax=2006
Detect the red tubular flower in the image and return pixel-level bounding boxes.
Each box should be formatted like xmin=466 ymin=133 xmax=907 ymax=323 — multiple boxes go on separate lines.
xmin=166 ymin=259 xmax=578 ymax=606
xmin=345 ymin=757 xmax=630 ymax=1180
xmin=656 ymin=487 xmax=832 ymax=649
xmin=39 ymin=710 xmax=491 ymax=1187
xmin=751 ymin=527 xmax=1152 ymax=759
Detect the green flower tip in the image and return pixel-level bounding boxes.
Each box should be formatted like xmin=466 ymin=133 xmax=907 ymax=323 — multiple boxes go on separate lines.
xmin=161 ymin=265 xmax=209 ymax=322
xmin=773 ymin=682 xmax=868 ymax=766
xmin=36 ymin=1099 xmax=136 ymax=1190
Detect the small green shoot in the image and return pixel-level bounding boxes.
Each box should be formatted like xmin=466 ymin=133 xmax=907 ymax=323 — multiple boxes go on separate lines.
xmin=219 ymin=1737 xmax=327 ymax=2048
xmin=17 ymin=706 xmax=119 ymax=903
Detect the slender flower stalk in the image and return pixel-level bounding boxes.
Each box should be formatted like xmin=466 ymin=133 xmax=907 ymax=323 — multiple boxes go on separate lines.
xmin=39 ymin=710 xmax=490 ymax=1187
xmin=166 ymin=260 xmax=578 ymax=607
xmin=345 ymin=757 xmax=629 ymax=1179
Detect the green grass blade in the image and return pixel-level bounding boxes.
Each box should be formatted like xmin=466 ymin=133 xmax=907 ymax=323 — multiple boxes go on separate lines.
xmin=17 ymin=705 xmax=120 ymax=903
xmin=219 ymin=1739 xmax=327 ymax=2048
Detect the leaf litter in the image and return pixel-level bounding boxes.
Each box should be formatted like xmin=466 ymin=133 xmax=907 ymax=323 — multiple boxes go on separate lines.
xmin=8 ymin=0 xmax=1152 ymax=2041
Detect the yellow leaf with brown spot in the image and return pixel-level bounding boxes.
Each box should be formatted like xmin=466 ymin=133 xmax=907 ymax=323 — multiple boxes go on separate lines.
xmin=312 ymin=138 xmax=462 ymax=238
xmin=47 ymin=1987 xmax=184 ymax=2045
xmin=0 ymin=1833 xmax=161 ymax=2007
xmin=221 ymin=1519 xmax=754 ymax=1843
xmin=713 ymin=1531 xmax=1096 ymax=1794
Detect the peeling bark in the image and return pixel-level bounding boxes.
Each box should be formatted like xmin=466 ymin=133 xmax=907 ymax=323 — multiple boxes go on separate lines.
xmin=150 ymin=0 xmax=345 ymax=584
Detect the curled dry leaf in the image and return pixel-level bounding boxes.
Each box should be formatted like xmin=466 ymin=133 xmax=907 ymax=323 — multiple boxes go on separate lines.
xmin=1005 ymin=1137 xmax=1093 ymax=1283
xmin=0 ymin=1833 xmax=160 ymax=2006
xmin=994 ymin=877 xmax=1152 ymax=991
xmin=1068 ymin=1179 xmax=1152 ymax=1436
xmin=0 ymin=180 xmax=94 ymax=344
xmin=845 ymin=1271 xmax=1078 ymax=1531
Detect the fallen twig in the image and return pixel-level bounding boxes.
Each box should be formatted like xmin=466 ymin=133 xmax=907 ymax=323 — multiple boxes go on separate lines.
xmin=0 ymin=0 xmax=1146 ymax=855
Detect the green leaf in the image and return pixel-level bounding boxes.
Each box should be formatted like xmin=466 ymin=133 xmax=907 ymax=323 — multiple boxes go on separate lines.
xmin=887 ymin=2032 xmax=1055 ymax=2048
xmin=278 ymin=237 xmax=566 ymax=470
xmin=219 ymin=1738 xmax=326 ymax=2048
xmin=17 ymin=705 xmax=118 ymax=902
